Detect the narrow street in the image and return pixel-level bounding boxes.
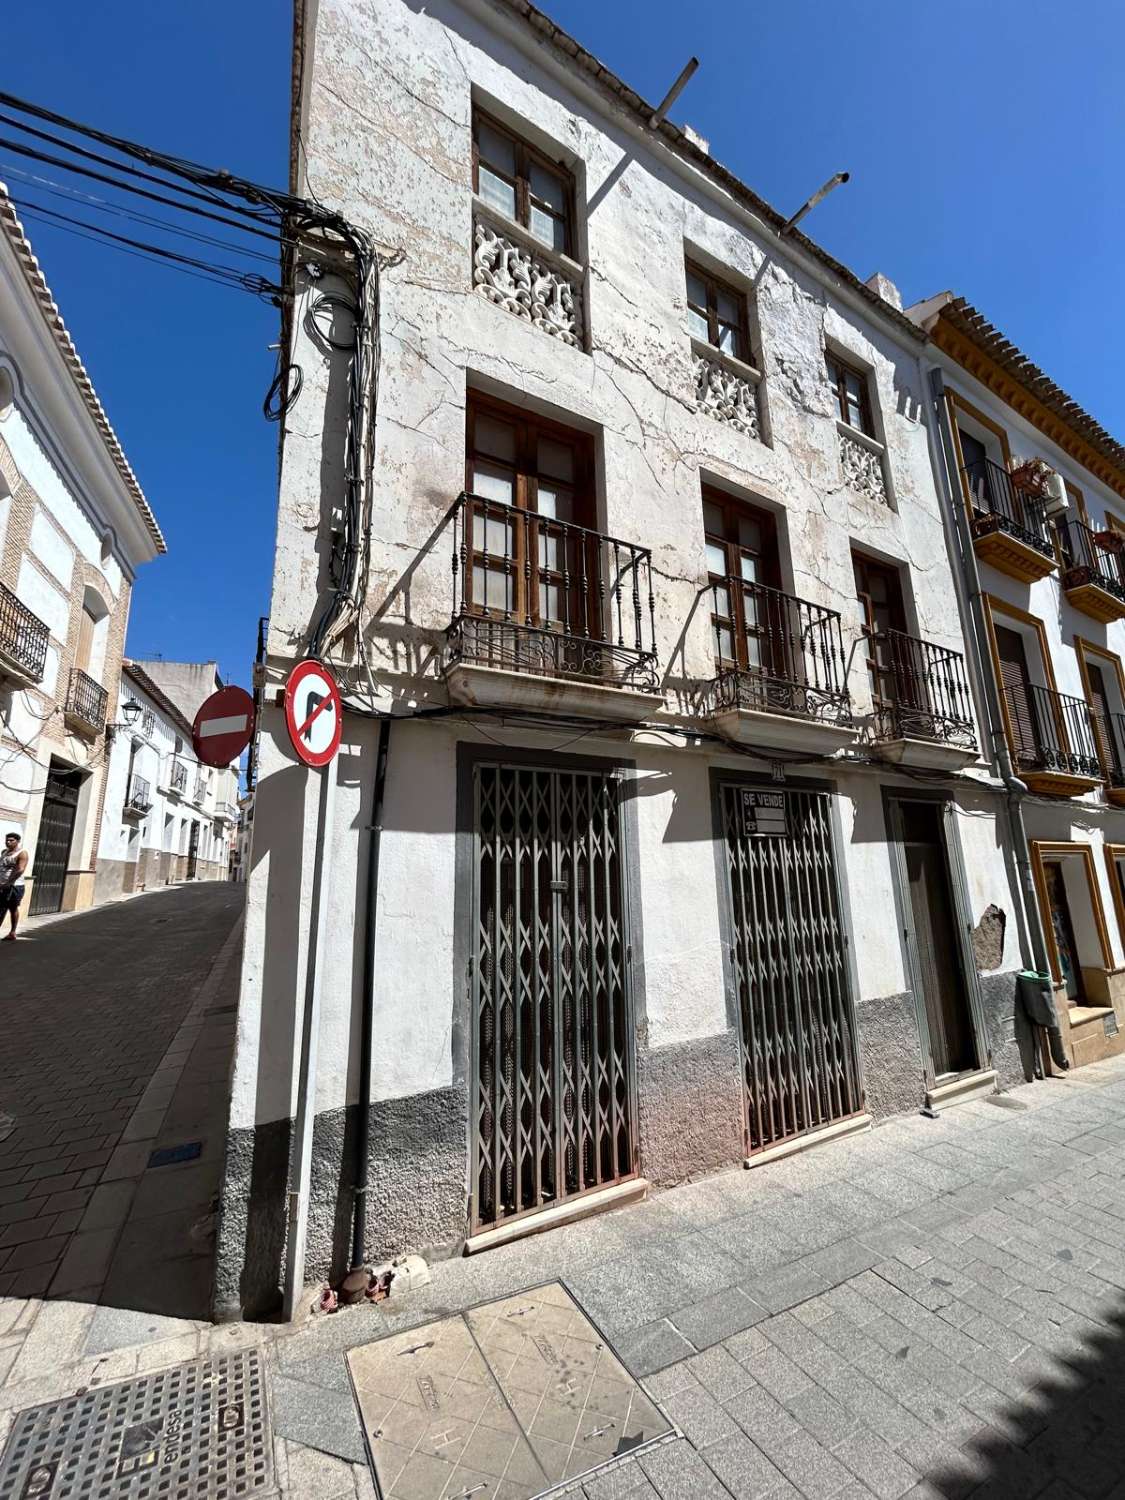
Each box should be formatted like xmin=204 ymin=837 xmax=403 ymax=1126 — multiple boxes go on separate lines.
xmin=0 ymin=883 xmax=243 ymax=1307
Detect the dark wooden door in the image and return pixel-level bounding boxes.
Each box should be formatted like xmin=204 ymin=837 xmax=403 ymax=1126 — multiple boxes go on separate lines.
xmin=853 ymin=553 xmax=907 ymax=717
xmin=1086 ymin=662 xmax=1122 ymax=778
xmin=897 ymin=800 xmax=977 ymax=1078
xmin=1044 ymin=862 xmax=1085 ymax=1004
xmin=994 ymin=624 xmax=1039 ymax=763
xmin=186 ymin=821 xmax=200 ymax=880
xmin=29 ymin=768 xmax=81 ymax=916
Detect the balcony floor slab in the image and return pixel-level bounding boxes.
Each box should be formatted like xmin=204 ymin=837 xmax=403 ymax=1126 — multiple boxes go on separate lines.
xmin=708 ymin=705 xmax=856 ymax=756
xmin=873 ymin=736 xmax=978 ymax=772
xmin=444 ymin=661 xmax=664 ymax=723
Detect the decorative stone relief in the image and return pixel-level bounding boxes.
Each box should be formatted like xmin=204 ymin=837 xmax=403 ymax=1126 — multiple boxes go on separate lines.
xmin=839 ymin=427 xmax=890 ymax=506
xmin=693 ymin=351 xmax=761 ymax=440
xmin=472 ymin=217 xmax=583 ymax=347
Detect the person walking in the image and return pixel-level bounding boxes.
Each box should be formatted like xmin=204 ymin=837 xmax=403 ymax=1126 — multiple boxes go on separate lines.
xmin=0 ymin=832 xmax=29 ymax=941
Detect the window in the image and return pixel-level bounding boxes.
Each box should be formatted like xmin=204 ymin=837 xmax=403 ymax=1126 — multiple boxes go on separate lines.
xmin=686 ymin=262 xmax=751 ymax=364
xmin=853 ymin=551 xmax=906 ymax=709
xmin=465 ymin=393 xmax=596 ymax=633
xmin=827 ymin=352 xmax=874 ymax=437
xmin=472 ymin=110 xmax=574 ymax=256
xmin=702 ymin=489 xmax=779 ymax=668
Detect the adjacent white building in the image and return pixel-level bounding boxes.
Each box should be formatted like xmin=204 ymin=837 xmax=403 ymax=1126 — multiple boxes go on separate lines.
xmin=218 ymin=0 xmax=1108 ymax=1316
xmin=0 ymin=186 xmax=164 ymax=915
xmin=96 ymin=659 xmax=240 ymax=895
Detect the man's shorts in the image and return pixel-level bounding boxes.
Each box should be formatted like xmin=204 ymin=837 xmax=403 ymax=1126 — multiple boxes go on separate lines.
xmin=1 ymin=884 xmax=25 ymax=914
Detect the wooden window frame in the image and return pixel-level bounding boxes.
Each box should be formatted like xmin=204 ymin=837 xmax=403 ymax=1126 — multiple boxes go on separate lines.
xmin=1029 ymin=840 xmax=1114 ymax=986
xmin=471 ymin=108 xmax=576 ymax=259
xmin=464 ymin=390 xmax=597 ymax=636
xmin=1075 ymin=636 xmax=1125 ymax=781
xmin=685 ymin=260 xmax=753 ymax=367
xmin=852 ymin=550 xmax=907 ymax=712
xmin=702 ymin=487 xmax=779 ymax=671
xmin=826 ymin=350 xmax=875 ymax=438
xmin=944 ymin=390 xmax=1012 ymax=519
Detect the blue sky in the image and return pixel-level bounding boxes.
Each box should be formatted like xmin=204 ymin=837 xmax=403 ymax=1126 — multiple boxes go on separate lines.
xmin=3 ymin=1 xmax=1121 ymax=686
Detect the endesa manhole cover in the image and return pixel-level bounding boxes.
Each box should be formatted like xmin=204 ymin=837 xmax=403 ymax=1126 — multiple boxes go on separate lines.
xmin=0 ymin=1348 xmax=274 ymax=1500
xmin=347 ymin=1281 xmax=671 ymax=1499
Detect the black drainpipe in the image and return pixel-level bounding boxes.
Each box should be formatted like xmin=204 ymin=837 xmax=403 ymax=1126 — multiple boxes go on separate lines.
xmin=351 ymin=714 xmax=391 ymax=1270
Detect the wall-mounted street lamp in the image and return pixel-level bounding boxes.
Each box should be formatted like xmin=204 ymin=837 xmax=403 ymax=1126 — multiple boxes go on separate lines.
xmin=106 ymin=697 xmax=143 ymax=741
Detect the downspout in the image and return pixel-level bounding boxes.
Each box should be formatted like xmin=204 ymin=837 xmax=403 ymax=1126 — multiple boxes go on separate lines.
xmin=925 ymin=367 xmax=1067 ymax=1068
xmin=351 ymin=714 xmax=391 ymax=1271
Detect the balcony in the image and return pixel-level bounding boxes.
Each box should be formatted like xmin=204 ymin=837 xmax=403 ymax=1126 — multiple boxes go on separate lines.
xmin=194 ymin=778 xmax=207 ymax=804
xmin=1094 ymin=711 xmax=1125 ymax=808
xmin=168 ymin=759 xmax=188 ymax=797
xmin=1005 ymin=683 xmax=1102 ymax=797
xmin=870 ymin=630 xmax=978 ymax=770
xmin=443 ymin=492 xmax=663 ymax=722
xmin=64 ymin=668 xmax=108 ymax=737
xmin=124 ymin=773 xmax=152 ymax=818
xmin=0 ymin=584 xmax=49 ymax=687
xmin=140 ymin=707 xmax=156 ymax=738
xmin=705 ymin=580 xmax=855 ymax=754
xmin=1059 ymin=520 xmax=1125 ymax=623
xmin=962 ymin=458 xmax=1056 ymax=583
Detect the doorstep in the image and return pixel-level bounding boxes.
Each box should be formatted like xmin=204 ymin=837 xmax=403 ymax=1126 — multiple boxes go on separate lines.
xmin=463 ymin=1177 xmax=649 ymax=1255
xmin=925 ymin=1068 xmax=997 ymax=1111
xmin=744 ymin=1112 xmax=872 ymax=1169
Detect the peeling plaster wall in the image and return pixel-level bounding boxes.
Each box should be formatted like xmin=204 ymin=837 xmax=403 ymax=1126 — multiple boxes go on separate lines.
xmin=222 ymin=0 xmax=1030 ymax=1293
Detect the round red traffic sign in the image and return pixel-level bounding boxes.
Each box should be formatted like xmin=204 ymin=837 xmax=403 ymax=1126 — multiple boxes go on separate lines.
xmin=284 ymin=659 xmax=342 ymax=768
xmin=192 ymin=685 xmax=256 ymax=768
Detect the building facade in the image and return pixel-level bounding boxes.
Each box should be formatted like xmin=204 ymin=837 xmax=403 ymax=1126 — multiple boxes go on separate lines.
xmin=0 ymin=188 xmax=164 ymax=916
xmin=219 ymin=0 xmax=1070 ymax=1316
xmin=915 ymin=293 xmax=1125 ymax=1072
xmin=95 ymin=659 xmax=240 ymax=898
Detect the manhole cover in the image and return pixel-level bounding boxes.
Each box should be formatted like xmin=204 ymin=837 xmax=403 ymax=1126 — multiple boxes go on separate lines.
xmin=347 ymin=1281 xmax=671 ymax=1499
xmin=0 ymin=1348 xmax=273 ymax=1500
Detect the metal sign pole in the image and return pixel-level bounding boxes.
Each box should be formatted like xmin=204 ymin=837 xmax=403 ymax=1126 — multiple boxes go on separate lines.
xmin=282 ymin=759 xmax=336 ymax=1320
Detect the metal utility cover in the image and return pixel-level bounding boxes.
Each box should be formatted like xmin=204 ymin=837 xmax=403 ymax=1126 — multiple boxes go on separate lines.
xmin=0 ymin=1349 xmax=273 ymax=1500
xmin=347 ymin=1281 xmax=670 ymax=1499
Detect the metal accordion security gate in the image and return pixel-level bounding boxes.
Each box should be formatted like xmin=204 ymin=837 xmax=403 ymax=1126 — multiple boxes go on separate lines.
xmin=471 ymin=762 xmax=637 ymax=1235
xmin=720 ymin=781 xmax=863 ymax=1156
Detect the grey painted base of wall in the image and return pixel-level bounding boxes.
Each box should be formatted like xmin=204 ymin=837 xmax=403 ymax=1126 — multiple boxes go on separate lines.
xmin=855 ymin=991 xmax=926 ymax=1121
xmin=635 ymin=1026 xmax=743 ymax=1184
xmin=214 ymin=1086 xmax=466 ymax=1322
xmin=92 ymin=857 xmax=129 ymax=906
xmin=979 ymin=969 xmax=1032 ymax=1089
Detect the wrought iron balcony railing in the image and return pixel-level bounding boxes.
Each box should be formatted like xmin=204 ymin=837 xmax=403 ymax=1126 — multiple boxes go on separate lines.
xmin=1059 ymin=519 xmax=1125 ymax=601
xmin=708 ymin=578 xmax=851 ymax=723
xmin=195 ymin=778 xmax=208 ymax=804
xmin=1005 ymin=683 xmax=1101 ymax=780
xmin=65 ymin=668 xmax=108 ymax=734
xmin=961 ymin=457 xmax=1053 ymax=559
xmin=125 ymin=773 xmax=152 ymax=815
xmin=870 ymin=630 xmax=976 ymax=746
xmin=170 ymin=760 xmax=188 ymax=794
xmin=140 ymin=707 xmax=156 ymax=738
xmin=446 ymin=491 xmax=658 ymax=691
xmin=0 ymin=584 xmax=49 ymax=683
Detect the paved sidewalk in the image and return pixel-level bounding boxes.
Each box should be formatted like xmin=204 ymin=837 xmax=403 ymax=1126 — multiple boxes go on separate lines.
xmin=0 ymin=882 xmax=243 ymax=1302
xmin=4 ymin=1051 xmax=1125 ymax=1497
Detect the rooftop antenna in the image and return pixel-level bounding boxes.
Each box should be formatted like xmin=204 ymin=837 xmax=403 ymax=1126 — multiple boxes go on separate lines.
xmin=780 ymin=172 xmax=850 ymax=236
xmin=648 ymin=57 xmax=700 ymax=128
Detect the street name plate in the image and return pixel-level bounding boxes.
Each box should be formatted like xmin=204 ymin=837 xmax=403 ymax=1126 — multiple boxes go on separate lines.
xmin=347 ymin=1281 xmax=671 ymax=1498
xmin=0 ymin=1350 xmax=272 ymax=1500
xmin=739 ymin=788 xmax=788 ymax=836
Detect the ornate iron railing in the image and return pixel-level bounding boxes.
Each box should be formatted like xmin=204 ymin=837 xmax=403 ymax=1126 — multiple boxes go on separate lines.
xmin=125 ymin=774 xmax=152 ymax=815
xmin=1105 ymin=713 xmax=1125 ymax=788
xmin=194 ymin=778 xmax=207 ymax=803
xmin=709 ymin=579 xmax=851 ymax=723
xmin=1059 ymin=519 xmax=1125 ymax=601
xmin=1005 ymin=683 xmax=1101 ymax=780
xmin=140 ymin=707 xmax=156 ymax=738
xmin=65 ymin=668 xmax=108 ymax=733
xmin=170 ymin=760 xmax=187 ymax=794
xmin=446 ymin=491 xmax=658 ymax=691
xmin=961 ymin=457 xmax=1053 ymax=559
xmin=0 ymin=584 xmax=49 ymax=682
xmin=871 ymin=630 xmax=976 ymax=746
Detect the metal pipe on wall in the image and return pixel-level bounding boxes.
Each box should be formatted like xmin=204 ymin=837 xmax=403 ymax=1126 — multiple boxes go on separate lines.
xmin=351 ymin=714 xmax=391 ymax=1270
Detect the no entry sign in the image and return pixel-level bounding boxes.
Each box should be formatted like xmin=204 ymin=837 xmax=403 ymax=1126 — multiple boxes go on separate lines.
xmin=284 ymin=659 xmax=342 ymax=768
xmin=192 ymin=685 xmax=255 ymax=768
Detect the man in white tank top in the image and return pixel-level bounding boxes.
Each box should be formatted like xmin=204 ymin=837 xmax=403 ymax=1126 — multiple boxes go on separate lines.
xmin=0 ymin=832 xmax=28 ymax=941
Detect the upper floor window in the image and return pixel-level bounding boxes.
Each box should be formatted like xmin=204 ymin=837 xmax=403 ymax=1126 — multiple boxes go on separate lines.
xmin=472 ymin=110 xmax=574 ymax=256
xmin=703 ymin=489 xmax=779 ymax=668
xmin=686 ymin=263 xmax=751 ymax=364
xmin=827 ymin=351 xmax=874 ymax=437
